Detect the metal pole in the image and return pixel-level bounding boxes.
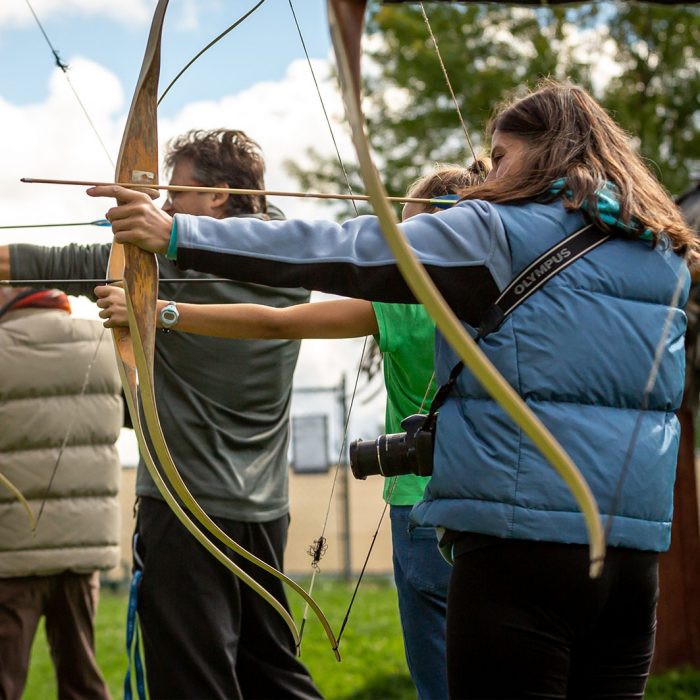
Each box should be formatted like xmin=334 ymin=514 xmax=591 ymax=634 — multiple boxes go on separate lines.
xmin=338 ymin=374 xmax=352 ymax=581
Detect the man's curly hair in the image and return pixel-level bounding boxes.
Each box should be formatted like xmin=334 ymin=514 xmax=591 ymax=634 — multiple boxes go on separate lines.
xmin=165 ymin=129 xmax=267 ymax=217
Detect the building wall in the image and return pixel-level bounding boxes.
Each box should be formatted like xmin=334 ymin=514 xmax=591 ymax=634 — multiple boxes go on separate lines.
xmin=110 ymin=466 xmax=394 ymax=581
xmin=110 ymin=459 xmax=700 ymax=584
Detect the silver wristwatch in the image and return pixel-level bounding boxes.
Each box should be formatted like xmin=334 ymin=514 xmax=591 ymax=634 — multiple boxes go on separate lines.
xmin=159 ymin=301 xmax=179 ymax=331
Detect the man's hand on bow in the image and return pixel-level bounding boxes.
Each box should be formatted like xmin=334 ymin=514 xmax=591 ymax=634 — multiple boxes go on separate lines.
xmin=95 ymin=284 xmax=129 ymax=328
xmin=88 ymin=185 xmax=172 ymax=254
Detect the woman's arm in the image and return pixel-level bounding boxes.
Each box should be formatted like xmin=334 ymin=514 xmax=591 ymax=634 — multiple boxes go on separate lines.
xmin=171 ymin=205 xmax=507 ymax=325
xmin=94 ymin=284 xmax=378 ymax=339
xmin=90 ymin=185 xmax=509 ymax=325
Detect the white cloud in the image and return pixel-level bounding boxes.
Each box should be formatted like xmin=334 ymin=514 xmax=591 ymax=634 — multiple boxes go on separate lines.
xmin=0 ymin=0 xmax=152 ymax=27
xmin=1 ymin=49 xmax=383 ymax=435
xmin=159 ymin=56 xmax=355 ymax=220
xmin=293 ymin=324 xmax=386 ymax=441
xmin=0 ymin=57 xmax=123 ymax=240
xmin=566 ymin=24 xmax=624 ymax=96
xmin=1 ymin=53 xmax=353 ymax=242
xmin=172 ymin=0 xmax=200 ymax=32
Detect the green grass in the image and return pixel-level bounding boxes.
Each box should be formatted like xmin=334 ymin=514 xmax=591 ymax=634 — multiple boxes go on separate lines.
xmin=23 ymin=577 xmax=700 ymax=699
xmin=23 ymin=577 xmax=412 ymax=700
xmin=290 ymin=578 xmax=414 ymax=700
xmin=24 ymin=588 xmax=129 ymax=699
xmin=646 ymin=668 xmax=700 ymax=700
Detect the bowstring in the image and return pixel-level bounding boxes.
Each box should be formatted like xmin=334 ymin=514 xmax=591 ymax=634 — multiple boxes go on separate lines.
xmin=301 ymin=2 xmax=485 ymax=646
xmin=335 ymin=371 xmax=436 ymax=644
xmin=418 ymin=3 xmax=479 ymax=165
xmin=24 ymin=0 xmax=115 ymax=168
xmin=157 ymin=0 xmax=268 ymax=107
xmin=288 ymin=0 xmax=360 ymax=217
xmin=288 ymin=0 xmax=369 ymax=646
xmin=335 ymin=3 xmax=487 ymax=644
xmin=419 ymin=1 xmax=685 ymax=558
xmin=299 ymin=338 xmax=369 ymax=642
xmin=22 ymin=1 xmax=114 ymax=529
xmin=604 ymin=268 xmax=688 ymax=541
xmin=35 ymin=336 xmax=106 ymax=524
xmin=23 ymin=0 xmax=255 ymax=528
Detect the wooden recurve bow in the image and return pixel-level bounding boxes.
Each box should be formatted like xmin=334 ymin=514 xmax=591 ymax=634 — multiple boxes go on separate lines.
xmin=108 ymin=0 xmax=340 ymax=658
xmin=326 ymin=0 xmax=606 ymax=578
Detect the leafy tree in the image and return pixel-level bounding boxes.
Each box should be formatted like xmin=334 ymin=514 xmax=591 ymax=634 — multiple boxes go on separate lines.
xmin=599 ymin=4 xmax=700 ymax=194
xmin=288 ymin=1 xmax=699 ymax=216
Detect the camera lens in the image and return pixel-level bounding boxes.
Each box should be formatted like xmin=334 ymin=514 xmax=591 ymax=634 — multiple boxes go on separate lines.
xmin=349 ymin=438 xmax=381 ymax=480
xmin=348 ymin=415 xmax=435 ymax=481
xmin=349 ymin=433 xmax=412 ymax=480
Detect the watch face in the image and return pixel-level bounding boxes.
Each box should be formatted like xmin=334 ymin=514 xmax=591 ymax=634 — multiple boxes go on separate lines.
xmin=160 ymin=303 xmax=179 ymax=327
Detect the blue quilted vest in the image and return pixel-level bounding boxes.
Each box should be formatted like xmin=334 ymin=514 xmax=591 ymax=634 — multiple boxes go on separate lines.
xmin=411 ymin=199 xmax=688 ymax=552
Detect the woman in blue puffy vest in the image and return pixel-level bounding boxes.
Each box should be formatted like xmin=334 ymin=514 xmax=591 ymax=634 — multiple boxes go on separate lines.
xmin=92 ymin=79 xmax=697 ymax=699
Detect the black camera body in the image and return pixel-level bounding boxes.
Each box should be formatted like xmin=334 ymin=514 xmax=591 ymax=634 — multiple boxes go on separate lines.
xmin=349 ymin=413 xmax=435 ymax=480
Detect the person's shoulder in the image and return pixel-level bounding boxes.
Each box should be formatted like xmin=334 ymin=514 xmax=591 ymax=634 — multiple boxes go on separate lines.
xmin=265 ymin=203 xmax=285 ymax=221
xmin=373 ymin=302 xmax=434 ymax=352
xmin=235 ymin=205 xmax=286 ymax=222
xmin=487 ymin=198 xmax=554 ymax=217
xmin=442 ymin=198 xmax=504 ymax=231
xmin=491 ymin=197 xmax=584 ymax=233
xmin=68 ymin=316 xmax=104 ymax=337
xmin=440 ymin=198 xmax=496 ymax=221
xmin=457 ymin=198 xmax=497 ymax=214
xmin=37 ymin=313 xmax=104 ymax=345
xmin=0 ymin=308 xmax=96 ymax=345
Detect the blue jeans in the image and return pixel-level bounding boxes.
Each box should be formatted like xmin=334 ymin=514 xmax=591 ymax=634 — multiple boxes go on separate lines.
xmin=391 ymin=505 xmax=451 ymax=700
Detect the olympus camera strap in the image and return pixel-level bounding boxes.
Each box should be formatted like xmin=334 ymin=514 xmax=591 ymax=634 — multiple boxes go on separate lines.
xmin=427 ymin=222 xmax=610 ymax=419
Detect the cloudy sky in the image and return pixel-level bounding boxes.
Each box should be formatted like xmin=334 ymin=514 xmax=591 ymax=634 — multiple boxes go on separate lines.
xmin=0 ymin=0 xmax=385 ymax=463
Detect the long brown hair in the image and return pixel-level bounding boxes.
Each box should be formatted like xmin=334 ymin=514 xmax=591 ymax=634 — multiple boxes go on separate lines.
xmin=463 ymin=79 xmax=697 ymax=265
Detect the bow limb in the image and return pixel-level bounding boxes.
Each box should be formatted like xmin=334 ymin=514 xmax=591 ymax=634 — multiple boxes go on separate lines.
xmin=327 ymin=0 xmax=605 ymax=578
xmin=0 ymin=473 xmax=35 ymax=531
xmin=126 ymin=310 xmax=341 ymax=657
xmin=112 ymin=273 xmax=302 ymax=647
xmin=110 ymin=0 xmax=339 ymax=657
xmin=118 ymin=353 xmax=301 ymax=640
xmin=109 ymin=0 xmax=300 ymax=646
xmin=107 ymin=0 xmax=165 ymax=437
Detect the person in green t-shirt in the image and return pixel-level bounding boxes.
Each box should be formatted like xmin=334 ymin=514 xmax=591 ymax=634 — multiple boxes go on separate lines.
xmin=95 ymin=161 xmax=488 ymax=700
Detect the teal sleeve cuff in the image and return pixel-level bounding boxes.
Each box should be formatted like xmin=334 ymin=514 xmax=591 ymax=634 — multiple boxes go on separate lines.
xmin=166 ymin=218 xmax=178 ymax=260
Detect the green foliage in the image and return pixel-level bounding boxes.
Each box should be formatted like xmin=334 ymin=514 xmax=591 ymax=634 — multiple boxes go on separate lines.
xmin=290 ymin=1 xmax=699 ymax=216
xmin=22 ymin=579 xmax=700 ymax=699
xmin=599 ymin=5 xmax=700 ymax=193
xmin=646 ymin=667 xmax=700 ymax=700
